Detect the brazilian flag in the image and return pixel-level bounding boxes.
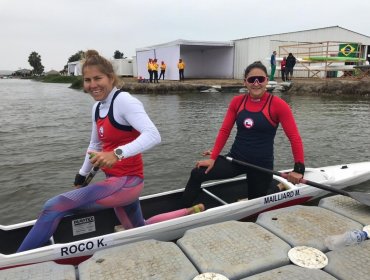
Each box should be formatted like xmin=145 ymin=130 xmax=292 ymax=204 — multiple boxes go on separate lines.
xmin=338 ymin=43 xmax=358 ymax=57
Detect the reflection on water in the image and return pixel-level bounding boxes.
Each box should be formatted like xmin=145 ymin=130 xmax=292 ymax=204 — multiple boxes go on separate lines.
xmin=0 ymin=79 xmax=369 ymax=224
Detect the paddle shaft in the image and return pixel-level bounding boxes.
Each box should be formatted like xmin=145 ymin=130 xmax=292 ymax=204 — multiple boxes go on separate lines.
xmin=80 ymin=153 xmax=99 ymax=187
xmin=223 ymin=156 xmax=350 ymax=197
xmin=81 ymin=166 xmax=99 ymax=187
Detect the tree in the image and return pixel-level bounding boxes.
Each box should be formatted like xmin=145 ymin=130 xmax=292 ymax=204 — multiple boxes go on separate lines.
xmin=63 ymin=51 xmax=85 ymax=73
xmin=28 ymin=51 xmax=44 ymax=75
xmin=113 ymin=50 xmax=126 ymax=59
xmin=68 ymin=50 xmax=85 ymax=63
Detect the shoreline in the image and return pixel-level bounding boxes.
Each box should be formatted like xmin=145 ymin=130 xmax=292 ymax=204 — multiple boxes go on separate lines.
xmin=9 ymin=75 xmax=369 ymax=96
xmin=120 ymin=77 xmax=243 ymax=94
xmin=119 ymin=77 xmax=370 ymax=96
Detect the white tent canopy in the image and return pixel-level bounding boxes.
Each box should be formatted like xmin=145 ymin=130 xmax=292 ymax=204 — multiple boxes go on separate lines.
xmin=136 ymin=39 xmax=234 ymax=80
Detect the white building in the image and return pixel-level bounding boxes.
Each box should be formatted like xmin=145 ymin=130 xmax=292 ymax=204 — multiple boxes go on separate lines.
xmin=67 ymin=61 xmax=82 ymax=76
xmin=67 ymin=59 xmax=134 ymax=76
xmin=136 ymin=39 xmax=234 ymax=80
xmin=233 ymin=26 xmax=370 ymax=79
xmin=111 ymin=58 xmax=134 ymax=76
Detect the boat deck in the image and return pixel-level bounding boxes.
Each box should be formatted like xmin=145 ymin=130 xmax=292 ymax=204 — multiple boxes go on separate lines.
xmin=2 ymin=194 xmax=369 ymax=279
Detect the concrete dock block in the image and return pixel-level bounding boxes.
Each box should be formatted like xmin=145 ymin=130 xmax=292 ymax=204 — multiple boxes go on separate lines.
xmin=0 ymin=261 xmax=76 ymax=280
xmin=319 ymin=194 xmax=370 ymax=225
xmin=324 ymin=239 xmax=370 ymax=279
xmin=256 ymin=205 xmax=363 ymax=252
xmin=240 ymin=264 xmax=337 ymax=280
xmin=78 ymin=239 xmax=198 ymax=280
xmin=177 ymin=221 xmax=291 ymax=280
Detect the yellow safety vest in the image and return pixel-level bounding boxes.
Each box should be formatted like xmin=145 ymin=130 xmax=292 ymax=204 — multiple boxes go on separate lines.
xmin=177 ymin=62 xmax=185 ymax=70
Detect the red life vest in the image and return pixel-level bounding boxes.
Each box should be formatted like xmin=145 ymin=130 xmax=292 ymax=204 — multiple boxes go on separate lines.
xmin=95 ymin=90 xmax=143 ymax=177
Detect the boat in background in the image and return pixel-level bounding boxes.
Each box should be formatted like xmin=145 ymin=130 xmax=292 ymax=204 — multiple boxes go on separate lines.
xmin=266 ymin=56 xmax=365 ymax=63
xmin=1 ymin=161 xmax=370 ymax=270
xmin=266 ymin=81 xmax=292 ymax=92
xmin=266 ymin=81 xmax=279 ymax=92
xmin=200 ymin=85 xmax=221 ymax=93
xmin=301 ymin=56 xmax=365 ymax=63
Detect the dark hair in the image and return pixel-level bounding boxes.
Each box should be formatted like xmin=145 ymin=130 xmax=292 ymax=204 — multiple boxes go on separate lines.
xmin=82 ymin=50 xmax=119 ymax=87
xmin=244 ymin=61 xmax=268 ymax=77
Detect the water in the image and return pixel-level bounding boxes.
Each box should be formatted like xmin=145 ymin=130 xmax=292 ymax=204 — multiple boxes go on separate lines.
xmin=0 ymin=79 xmax=369 ymax=225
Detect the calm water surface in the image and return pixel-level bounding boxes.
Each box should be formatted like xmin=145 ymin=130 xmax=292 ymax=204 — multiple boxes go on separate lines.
xmin=0 ymin=79 xmax=369 ymax=224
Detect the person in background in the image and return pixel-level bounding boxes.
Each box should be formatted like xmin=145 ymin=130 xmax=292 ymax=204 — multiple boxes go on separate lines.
xmin=153 ymin=58 xmax=159 ymax=83
xmin=17 ymin=50 xmax=204 ymax=252
xmin=147 ymin=58 xmax=153 ymax=83
xmin=269 ymin=51 xmax=277 ymax=81
xmin=181 ymin=61 xmax=305 ymax=207
xmin=177 ymin=58 xmax=185 ymax=81
xmin=159 ymin=61 xmax=166 ymax=80
xmin=285 ymin=53 xmax=296 ymax=81
xmin=281 ymin=56 xmax=287 ymax=82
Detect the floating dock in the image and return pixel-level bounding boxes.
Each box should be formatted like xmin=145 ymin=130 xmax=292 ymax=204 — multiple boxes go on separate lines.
xmin=1 ymin=194 xmax=369 ymax=280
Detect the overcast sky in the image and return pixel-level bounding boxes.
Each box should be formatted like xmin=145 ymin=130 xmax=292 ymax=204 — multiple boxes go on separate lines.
xmin=1 ymin=0 xmax=369 ymax=71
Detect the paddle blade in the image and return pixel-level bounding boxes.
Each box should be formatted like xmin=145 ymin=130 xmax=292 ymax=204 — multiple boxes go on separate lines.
xmin=348 ymin=191 xmax=370 ymax=207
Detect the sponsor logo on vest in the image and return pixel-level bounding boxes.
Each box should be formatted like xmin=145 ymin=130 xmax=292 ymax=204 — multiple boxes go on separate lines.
xmin=99 ymin=126 xmax=104 ymax=137
xmin=264 ymin=189 xmax=300 ymax=204
xmin=243 ymin=118 xmax=254 ymax=129
xmin=60 ymin=238 xmax=107 ymax=257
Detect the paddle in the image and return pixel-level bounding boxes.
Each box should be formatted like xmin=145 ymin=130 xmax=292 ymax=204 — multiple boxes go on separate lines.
xmin=81 ymin=166 xmax=99 ymax=187
xmin=81 ymin=153 xmax=99 ymax=187
xmin=221 ymin=155 xmax=370 ymax=206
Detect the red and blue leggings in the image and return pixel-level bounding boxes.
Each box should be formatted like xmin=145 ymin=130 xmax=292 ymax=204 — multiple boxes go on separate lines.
xmin=18 ymin=176 xmax=189 ymax=252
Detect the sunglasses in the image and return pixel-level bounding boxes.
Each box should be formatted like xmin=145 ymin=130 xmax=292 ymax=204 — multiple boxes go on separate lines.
xmin=246 ymin=76 xmax=267 ymax=84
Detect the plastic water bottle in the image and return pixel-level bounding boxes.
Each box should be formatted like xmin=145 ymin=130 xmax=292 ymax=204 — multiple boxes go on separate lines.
xmin=325 ymin=230 xmax=368 ymax=250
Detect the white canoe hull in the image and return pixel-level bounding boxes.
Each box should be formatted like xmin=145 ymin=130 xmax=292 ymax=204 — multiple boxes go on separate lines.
xmin=1 ymin=161 xmax=370 ymax=270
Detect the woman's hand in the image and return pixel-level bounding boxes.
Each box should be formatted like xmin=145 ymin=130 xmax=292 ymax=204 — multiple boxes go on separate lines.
xmin=196 ymin=159 xmax=215 ymax=174
xmin=287 ymin=171 xmax=303 ymax=185
xmin=88 ymin=151 xmax=118 ymax=168
xmin=73 ymin=174 xmax=86 ymax=189
xmin=201 ymin=149 xmax=212 ymax=157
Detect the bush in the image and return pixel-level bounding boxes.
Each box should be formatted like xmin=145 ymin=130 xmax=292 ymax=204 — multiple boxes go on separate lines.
xmin=41 ymin=75 xmax=79 ymax=84
xmin=70 ymin=76 xmax=83 ymax=89
xmin=34 ymin=75 xmax=83 ymax=89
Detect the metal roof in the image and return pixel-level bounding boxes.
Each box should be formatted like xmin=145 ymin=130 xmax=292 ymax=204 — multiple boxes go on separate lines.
xmin=136 ymin=39 xmax=234 ymax=52
xmin=233 ymin=26 xmax=370 ymax=41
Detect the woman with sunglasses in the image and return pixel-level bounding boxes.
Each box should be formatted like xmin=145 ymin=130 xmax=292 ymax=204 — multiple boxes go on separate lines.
xmin=181 ymin=61 xmax=305 ymax=207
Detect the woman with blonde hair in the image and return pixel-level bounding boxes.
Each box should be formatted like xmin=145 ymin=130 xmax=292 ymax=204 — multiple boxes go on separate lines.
xmin=17 ymin=50 xmax=203 ymax=252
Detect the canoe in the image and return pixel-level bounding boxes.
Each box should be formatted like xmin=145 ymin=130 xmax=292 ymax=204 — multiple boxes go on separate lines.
xmin=302 ymin=56 xmax=365 ymax=62
xmin=268 ymin=57 xmax=365 ymax=63
xmin=1 ymin=161 xmax=370 ymax=270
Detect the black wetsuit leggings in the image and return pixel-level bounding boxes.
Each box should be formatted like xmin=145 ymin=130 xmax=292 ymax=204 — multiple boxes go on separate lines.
xmin=181 ymin=155 xmax=274 ymax=207
xmin=159 ymin=70 xmax=165 ymax=80
xmin=153 ymin=70 xmax=158 ymax=83
xmin=179 ymin=69 xmax=184 ymax=81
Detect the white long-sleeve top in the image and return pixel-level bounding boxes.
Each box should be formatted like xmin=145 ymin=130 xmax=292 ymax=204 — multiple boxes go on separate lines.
xmin=79 ymin=88 xmax=161 ymax=176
